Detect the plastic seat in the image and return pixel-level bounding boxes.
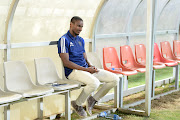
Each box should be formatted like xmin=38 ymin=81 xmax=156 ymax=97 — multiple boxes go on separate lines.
xmin=4 ymin=61 xmax=54 ymax=97
xmin=173 ymin=40 xmax=180 ymax=59
xmin=135 ymin=44 xmax=166 ymax=69
xmin=0 ymin=88 xmax=22 ymax=104
xmin=86 ymin=52 xmax=103 ymax=69
xmin=120 ymin=45 xmax=146 ymax=73
xmin=34 ymin=57 xmax=80 ymax=91
xmin=154 ymin=43 xmax=178 ymax=67
xmin=161 ymin=41 xmax=180 ymax=63
xmin=103 ymin=47 xmax=138 ymax=76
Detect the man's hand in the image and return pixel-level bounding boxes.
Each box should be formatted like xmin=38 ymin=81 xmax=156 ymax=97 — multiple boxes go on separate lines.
xmin=86 ymin=66 xmax=99 ymax=74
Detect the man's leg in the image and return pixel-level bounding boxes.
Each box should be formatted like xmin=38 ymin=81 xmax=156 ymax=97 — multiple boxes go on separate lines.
xmin=93 ymin=69 xmax=119 ymax=100
xmin=68 ymin=69 xmax=100 ymax=117
xmin=86 ymin=69 xmax=119 ymax=115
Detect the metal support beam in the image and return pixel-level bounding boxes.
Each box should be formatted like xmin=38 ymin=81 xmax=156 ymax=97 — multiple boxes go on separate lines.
xmin=145 ymin=0 xmax=156 ymax=116
xmin=151 ymin=70 xmax=155 ymax=98
xmin=114 ymin=80 xmax=119 ymax=108
xmin=65 ymin=91 xmax=71 ymax=120
xmin=123 ymin=76 xmax=128 ymax=91
xmin=95 ymin=30 xmax=178 ymax=39
xmin=37 ymin=98 xmax=43 ymax=119
xmin=4 ymin=105 xmax=10 ymax=120
xmin=0 ymin=44 xmax=7 ymax=49
xmin=114 ymin=76 xmax=123 ymax=108
xmin=119 ymin=77 xmax=124 ymax=108
xmin=175 ymin=65 xmax=179 ymax=90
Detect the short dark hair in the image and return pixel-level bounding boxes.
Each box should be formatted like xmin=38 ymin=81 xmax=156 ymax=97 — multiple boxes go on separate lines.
xmin=70 ymin=16 xmax=83 ymax=23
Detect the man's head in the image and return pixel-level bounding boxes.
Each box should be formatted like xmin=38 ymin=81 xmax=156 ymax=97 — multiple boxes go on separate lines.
xmin=70 ymin=16 xmax=83 ymax=37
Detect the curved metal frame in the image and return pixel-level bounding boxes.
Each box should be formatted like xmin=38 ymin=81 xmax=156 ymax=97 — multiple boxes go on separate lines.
xmin=175 ymin=14 xmax=180 ymax=40
xmin=4 ymin=0 xmax=19 ymax=61
xmin=125 ymin=0 xmax=143 ymax=45
xmin=153 ymin=0 xmax=170 ymax=42
xmin=92 ymin=0 xmax=109 ymax=52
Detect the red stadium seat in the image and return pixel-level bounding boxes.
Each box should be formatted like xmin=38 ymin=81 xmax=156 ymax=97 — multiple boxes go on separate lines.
xmin=120 ymin=45 xmax=146 ymax=73
xmin=161 ymin=41 xmax=180 ymax=63
xmin=103 ymin=47 xmax=138 ymax=76
xmin=135 ymin=44 xmax=166 ymax=69
xmin=173 ymin=40 xmax=180 ymax=59
xmin=154 ymin=43 xmax=178 ymax=67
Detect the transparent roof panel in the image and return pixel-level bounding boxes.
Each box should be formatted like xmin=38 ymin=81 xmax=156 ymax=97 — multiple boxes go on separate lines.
xmin=96 ymin=0 xmax=140 ymax=34
xmin=0 ymin=0 xmax=11 ymax=44
xmin=157 ymin=0 xmax=180 ymax=30
xmin=11 ymin=0 xmax=101 ymax=43
xmin=154 ymin=0 xmax=170 ymax=21
xmin=96 ymin=37 xmax=127 ymax=64
xmin=131 ymin=0 xmax=146 ymax=32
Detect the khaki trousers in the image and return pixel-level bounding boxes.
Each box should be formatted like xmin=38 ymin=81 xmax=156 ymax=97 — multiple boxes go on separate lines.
xmin=68 ymin=69 xmax=119 ymax=106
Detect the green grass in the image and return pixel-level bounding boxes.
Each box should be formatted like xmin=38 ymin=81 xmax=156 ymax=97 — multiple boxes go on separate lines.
xmin=128 ymin=67 xmax=173 ymax=88
xmin=93 ymin=110 xmax=180 ymax=120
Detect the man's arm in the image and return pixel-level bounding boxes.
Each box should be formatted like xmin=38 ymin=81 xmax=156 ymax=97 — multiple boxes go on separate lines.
xmin=60 ymin=53 xmax=97 ymax=74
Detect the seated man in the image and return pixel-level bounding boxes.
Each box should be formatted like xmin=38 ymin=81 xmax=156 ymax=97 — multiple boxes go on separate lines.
xmin=58 ymin=16 xmax=119 ymax=117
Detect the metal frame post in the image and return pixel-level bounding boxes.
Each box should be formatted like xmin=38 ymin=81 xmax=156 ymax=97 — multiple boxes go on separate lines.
xmin=4 ymin=105 xmax=10 ymax=120
xmin=145 ymin=0 xmax=156 ymax=116
xmin=151 ymin=70 xmax=155 ymax=98
xmin=119 ymin=77 xmax=124 ymax=108
xmin=4 ymin=0 xmax=19 ymax=61
xmin=114 ymin=76 xmax=123 ymax=108
xmin=175 ymin=65 xmax=179 ymax=90
xmin=123 ymin=75 xmax=128 ymax=91
xmin=65 ymin=91 xmax=71 ymax=120
xmin=37 ymin=98 xmax=43 ymax=119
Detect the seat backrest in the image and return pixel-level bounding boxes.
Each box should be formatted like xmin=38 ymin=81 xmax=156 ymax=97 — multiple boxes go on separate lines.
xmin=103 ymin=47 xmax=121 ymax=69
xmin=120 ymin=45 xmax=136 ymax=67
xmin=86 ymin=52 xmax=103 ymax=69
xmin=4 ymin=61 xmax=34 ymax=91
xmin=34 ymin=58 xmax=60 ymax=85
xmin=160 ymin=41 xmax=175 ymax=59
xmin=153 ymin=43 xmax=162 ymax=62
xmin=135 ymin=44 xmax=146 ymax=64
xmin=173 ymin=40 xmax=180 ymax=57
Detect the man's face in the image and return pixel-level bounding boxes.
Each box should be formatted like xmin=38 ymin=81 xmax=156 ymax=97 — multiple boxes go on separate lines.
xmin=70 ymin=20 xmax=83 ymax=36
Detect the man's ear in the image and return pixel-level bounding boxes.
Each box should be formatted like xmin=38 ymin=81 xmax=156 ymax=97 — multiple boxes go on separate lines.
xmin=70 ymin=22 xmax=73 ymax=28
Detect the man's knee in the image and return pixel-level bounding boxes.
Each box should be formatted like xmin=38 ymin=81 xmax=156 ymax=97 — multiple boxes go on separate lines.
xmin=111 ymin=74 xmax=119 ymax=86
xmin=88 ymin=79 xmax=101 ymax=91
